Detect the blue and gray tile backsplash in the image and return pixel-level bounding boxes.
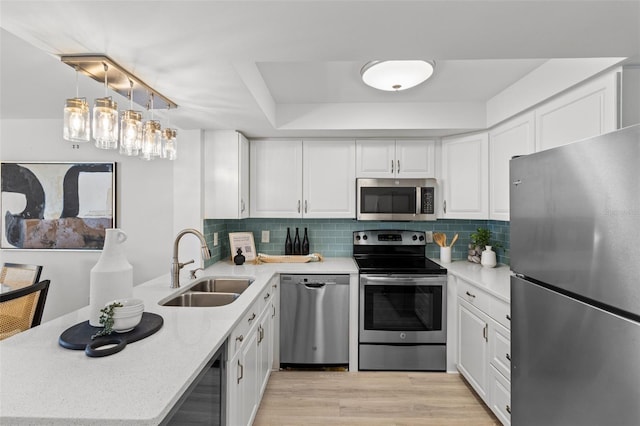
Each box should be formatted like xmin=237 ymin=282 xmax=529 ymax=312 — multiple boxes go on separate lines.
xmin=204 ymin=218 xmax=510 ymax=266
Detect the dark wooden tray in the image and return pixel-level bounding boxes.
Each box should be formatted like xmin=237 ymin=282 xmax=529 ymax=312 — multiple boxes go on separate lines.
xmin=59 ymin=312 xmax=163 ymax=357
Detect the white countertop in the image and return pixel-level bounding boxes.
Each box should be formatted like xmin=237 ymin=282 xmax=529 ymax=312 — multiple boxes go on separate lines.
xmin=436 ymin=259 xmax=512 ymax=302
xmin=0 ymin=258 xmax=357 ymax=425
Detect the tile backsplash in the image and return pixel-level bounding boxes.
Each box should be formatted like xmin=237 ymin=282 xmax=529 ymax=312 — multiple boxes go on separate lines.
xmin=204 ymin=218 xmax=510 ymax=266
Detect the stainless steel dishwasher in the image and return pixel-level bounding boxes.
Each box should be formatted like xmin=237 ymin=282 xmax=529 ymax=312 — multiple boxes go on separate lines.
xmin=280 ymin=274 xmax=350 ymax=366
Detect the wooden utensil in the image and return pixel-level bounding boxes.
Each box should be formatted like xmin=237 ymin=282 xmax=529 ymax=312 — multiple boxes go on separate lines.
xmin=433 ymin=233 xmax=444 ymax=247
xmin=449 ymin=233 xmax=459 ymax=247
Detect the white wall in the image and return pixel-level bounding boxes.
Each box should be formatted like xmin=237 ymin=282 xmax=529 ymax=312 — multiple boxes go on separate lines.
xmin=0 ymin=119 xmax=175 ymax=321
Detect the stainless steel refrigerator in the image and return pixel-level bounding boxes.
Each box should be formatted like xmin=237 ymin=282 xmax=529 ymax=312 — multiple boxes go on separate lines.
xmin=510 ymin=124 xmax=640 ymax=426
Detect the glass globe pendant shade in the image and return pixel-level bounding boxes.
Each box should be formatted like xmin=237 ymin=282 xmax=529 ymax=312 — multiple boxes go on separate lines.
xmin=92 ymin=97 xmax=119 ymax=149
xmin=140 ymin=120 xmax=162 ymax=161
xmin=161 ymin=128 xmax=178 ymax=160
xmin=361 ymin=60 xmax=435 ymax=91
xmin=119 ymin=110 xmax=143 ymax=156
xmin=63 ymin=98 xmax=90 ymax=142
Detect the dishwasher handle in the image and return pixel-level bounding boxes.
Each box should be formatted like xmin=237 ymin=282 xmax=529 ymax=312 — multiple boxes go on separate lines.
xmin=304 ymin=282 xmax=329 ymax=289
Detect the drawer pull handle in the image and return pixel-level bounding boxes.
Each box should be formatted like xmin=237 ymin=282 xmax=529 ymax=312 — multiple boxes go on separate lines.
xmin=264 ymin=292 xmax=270 ymax=300
xmin=272 ymin=284 xmax=278 ymax=289
xmin=506 ymin=314 xmax=511 ymax=321
xmin=466 ymin=291 xmax=476 ymax=298
xmin=506 ymin=405 xmax=511 ymax=414
xmin=248 ymin=313 xmax=256 ymax=323
xmin=258 ymin=325 xmax=263 ymax=343
xmin=237 ymin=359 xmax=244 ymax=384
xmin=506 ymin=353 xmax=511 ymax=361
xmin=236 ymin=334 xmax=244 ymax=342
xmin=482 ymin=324 xmax=488 ymax=341
xmin=272 ymin=304 xmax=276 ymax=318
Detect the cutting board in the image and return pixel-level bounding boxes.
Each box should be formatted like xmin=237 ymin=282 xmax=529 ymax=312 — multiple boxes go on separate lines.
xmin=59 ymin=312 xmax=163 ymax=357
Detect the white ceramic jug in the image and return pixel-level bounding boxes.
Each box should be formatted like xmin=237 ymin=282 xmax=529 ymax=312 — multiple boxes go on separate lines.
xmin=481 ymin=245 xmax=497 ymax=268
xmin=89 ymin=229 xmax=133 ymax=326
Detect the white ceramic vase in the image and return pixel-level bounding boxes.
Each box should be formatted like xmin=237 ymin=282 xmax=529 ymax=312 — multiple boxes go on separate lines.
xmin=481 ymin=245 xmax=497 ymax=268
xmin=89 ymin=229 xmax=133 ymax=326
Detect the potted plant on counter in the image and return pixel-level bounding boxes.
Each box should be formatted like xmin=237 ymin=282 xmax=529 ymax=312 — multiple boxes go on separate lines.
xmin=468 ymin=227 xmax=502 ymax=265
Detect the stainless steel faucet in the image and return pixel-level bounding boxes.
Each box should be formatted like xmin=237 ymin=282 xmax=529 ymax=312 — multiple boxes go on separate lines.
xmin=171 ymin=228 xmax=211 ymax=288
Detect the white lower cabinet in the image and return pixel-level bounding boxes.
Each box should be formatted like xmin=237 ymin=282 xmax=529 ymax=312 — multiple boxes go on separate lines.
xmin=457 ymin=278 xmax=511 ymax=425
xmin=227 ymin=279 xmax=279 ymax=426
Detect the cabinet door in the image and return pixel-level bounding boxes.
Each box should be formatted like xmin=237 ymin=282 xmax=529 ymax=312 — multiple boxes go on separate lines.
xmin=303 ymin=140 xmax=356 ymax=218
xmin=441 ymin=132 xmax=489 ymax=219
xmin=395 ymin=140 xmax=435 ymax=178
xmin=535 ymin=70 xmax=618 ymax=152
xmin=457 ymin=297 xmax=489 ymax=400
xmin=226 ymin=350 xmax=243 ymax=426
xmin=257 ymin=307 xmax=272 ymax=397
xmin=489 ymin=113 xmax=535 ymax=221
xmin=204 ymin=130 xmax=248 ymax=219
xmin=250 ymin=140 xmax=303 ymax=218
xmin=240 ymin=329 xmax=259 ymax=426
xmin=239 ymin=133 xmax=250 ymax=218
xmin=355 ymin=140 xmax=395 ymax=177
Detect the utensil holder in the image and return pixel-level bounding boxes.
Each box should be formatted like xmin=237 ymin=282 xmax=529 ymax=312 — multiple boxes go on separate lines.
xmin=440 ymin=246 xmax=452 ymax=263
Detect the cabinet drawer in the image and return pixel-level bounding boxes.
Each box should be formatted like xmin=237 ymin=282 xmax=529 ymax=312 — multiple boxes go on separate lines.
xmin=489 ymin=365 xmax=511 ymax=426
xmin=229 ymin=303 xmax=261 ymax=356
xmin=489 ymin=319 xmax=511 ymax=380
xmin=259 ymin=283 xmax=275 ymax=312
xmin=491 ymin=296 xmax=511 ymax=330
xmin=457 ymin=279 xmax=491 ymax=314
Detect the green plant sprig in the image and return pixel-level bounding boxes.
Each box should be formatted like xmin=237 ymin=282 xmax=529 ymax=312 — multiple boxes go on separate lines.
xmin=470 ymin=227 xmax=503 ymax=250
xmin=91 ymin=302 xmax=123 ymax=339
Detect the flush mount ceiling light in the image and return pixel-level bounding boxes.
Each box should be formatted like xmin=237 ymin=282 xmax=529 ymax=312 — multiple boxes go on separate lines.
xmin=360 ymin=60 xmax=435 ymax=91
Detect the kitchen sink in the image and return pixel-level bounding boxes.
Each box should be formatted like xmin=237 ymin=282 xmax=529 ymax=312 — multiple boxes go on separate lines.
xmin=187 ymin=277 xmax=254 ymax=294
xmin=161 ymin=292 xmax=240 ymax=307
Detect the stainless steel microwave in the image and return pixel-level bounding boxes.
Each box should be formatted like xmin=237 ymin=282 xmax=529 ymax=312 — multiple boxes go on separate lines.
xmin=356 ymin=178 xmax=437 ymax=221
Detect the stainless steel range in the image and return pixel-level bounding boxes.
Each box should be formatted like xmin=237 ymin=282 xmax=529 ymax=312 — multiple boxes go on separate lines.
xmin=353 ymin=230 xmax=447 ymax=371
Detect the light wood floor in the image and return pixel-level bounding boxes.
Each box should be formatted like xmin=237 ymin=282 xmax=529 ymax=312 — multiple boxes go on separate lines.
xmin=253 ymin=371 xmax=500 ymax=426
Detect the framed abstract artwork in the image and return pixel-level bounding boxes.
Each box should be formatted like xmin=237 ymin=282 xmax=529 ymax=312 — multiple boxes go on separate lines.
xmin=0 ymin=162 xmax=116 ymax=250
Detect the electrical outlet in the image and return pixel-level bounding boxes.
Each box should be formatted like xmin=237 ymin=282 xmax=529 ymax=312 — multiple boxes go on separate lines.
xmin=213 ymin=232 xmax=219 ymax=246
xmin=425 ymin=231 xmax=433 ymax=243
xmin=261 ymin=230 xmax=270 ymax=243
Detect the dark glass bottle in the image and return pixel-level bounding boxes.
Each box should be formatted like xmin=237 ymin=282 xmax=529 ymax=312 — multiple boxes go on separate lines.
xmin=285 ymin=228 xmax=293 ymax=255
xmin=302 ymin=227 xmax=310 ymax=255
xmin=293 ymin=227 xmax=301 ymax=255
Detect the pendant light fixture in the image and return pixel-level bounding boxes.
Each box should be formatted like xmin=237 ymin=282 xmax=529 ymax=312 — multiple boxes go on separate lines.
xmin=61 ymin=54 xmax=178 ymax=160
xmin=119 ymin=79 xmax=143 ymax=156
xmin=360 ymin=60 xmax=435 ymax=91
xmin=161 ymin=106 xmax=177 ymax=161
xmin=140 ymin=93 xmax=162 ymax=161
xmin=92 ymin=63 xmax=119 ymax=149
xmin=63 ymin=67 xmax=90 ymax=142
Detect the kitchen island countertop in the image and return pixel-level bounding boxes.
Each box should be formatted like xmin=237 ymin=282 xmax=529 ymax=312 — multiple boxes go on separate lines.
xmin=0 ymin=257 xmax=357 ymax=425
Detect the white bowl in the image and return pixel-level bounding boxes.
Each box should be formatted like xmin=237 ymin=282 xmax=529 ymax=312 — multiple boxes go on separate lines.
xmin=108 ymin=298 xmax=144 ymax=311
xmin=112 ymin=310 xmax=143 ymax=333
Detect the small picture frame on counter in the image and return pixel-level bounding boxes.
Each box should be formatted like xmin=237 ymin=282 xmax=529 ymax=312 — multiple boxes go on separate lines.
xmin=228 ymin=232 xmax=256 ymax=262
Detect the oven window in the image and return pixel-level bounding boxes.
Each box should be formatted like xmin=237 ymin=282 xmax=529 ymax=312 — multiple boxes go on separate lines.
xmin=360 ymin=187 xmax=416 ymax=214
xmin=363 ymin=285 xmax=442 ymax=331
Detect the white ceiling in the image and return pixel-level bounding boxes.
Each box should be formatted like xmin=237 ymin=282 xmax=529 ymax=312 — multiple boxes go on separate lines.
xmin=1 ymin=1 xmax=639 ymax=138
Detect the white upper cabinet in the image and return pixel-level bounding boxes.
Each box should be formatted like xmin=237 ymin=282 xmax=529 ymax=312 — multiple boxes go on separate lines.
xmin=356 ymin=139 xmax=435 ymax=178
xmin=303 ymin=140 xmax=356 ymax=218
xmin=250 ymin=140 xmax=303 ymax=218
xmin=535 ymin=70 xmax=619 ymax=152
xmin=440 ymin=132 xmax=489 ymax=219
xmin=204 ymin=130 xmax=250 ymax=219
xmin=488 ymin=112 xmax=535 ymax=221
xmin=250 ymin=139 xmax=356 ymax=218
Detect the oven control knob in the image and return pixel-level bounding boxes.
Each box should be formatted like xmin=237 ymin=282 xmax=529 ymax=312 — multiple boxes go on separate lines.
xmin=355 ymin=235 xmax=361 ymax=241
xmin=400 ymin=332 xmax=407 ymax=340
xmin=419 ymin=235 xmax=425 ymax=241
xmin=362 ymin=235 xmax=368 ymax=240
xmin=412 ymin=235 xmax=418 ymax=241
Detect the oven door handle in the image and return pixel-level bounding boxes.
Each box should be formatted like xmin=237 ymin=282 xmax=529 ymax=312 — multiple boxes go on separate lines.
xmin=361 ymin=276 xmax=444 ymax=285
